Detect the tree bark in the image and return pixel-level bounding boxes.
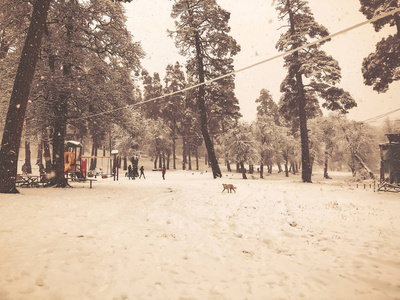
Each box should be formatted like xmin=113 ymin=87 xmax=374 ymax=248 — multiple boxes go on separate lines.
xmin=295 ymin=73 xmax=312 ymax=182
xmin=195 ymin=147 xmax=199 ymax=170
xmin=90 ymin=143 xmax=97 ymax=170
xmin=288 ymin=4 xmax=312 ymax=183
xmin=0 ymin=0 xmax=51 ymax=193
xmin=354 ymin=153 xmax=375 ymax=179
xmin=36 ymin=140 xmax=43 ymax=166
xmin=240 ymin=162 xmax=247 ymax=179
xmin=24 ymin=140 xmax=32 ymax=174
xmin=172 ymin=136 xmax=176 ymax=169
xmin=182 ymin=136 xmax=187 ymax=170
xmin=154 ymin=154 xmax=158 ymax=170
xmin=193 ymin=31 xmax=221 ymax=178
xmin=323 ymin=149 xmax=331 ymax=179
xmin=188 ymin=147 xmax=192 ymax=170
xmin=43 ymin=139 xmax=52 ymax=172
xmin=277 ymin=162 xmax=282 ymax=173
xmin=167 ymin=153 xmax=170 ymax=170
xmin=50 ymin=92 xmax=68 ymax=187
xmin=285 ymin=162 xmax=289 ymax=177
xmin=226 ymin=160 xmax=231 ymax=172
xmin=260 ymin=162 xmax=264 ymax=179
xmin=123 ymin=156 xmax=127 ymax=171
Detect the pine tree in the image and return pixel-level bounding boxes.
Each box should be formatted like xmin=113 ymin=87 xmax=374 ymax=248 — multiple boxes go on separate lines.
xmin=142 ymin=70 xmax=163 ymax=119
xmin=221 ymin=122 xmax=258 ymax=179
xmin=255 ymin=89 xmax=280 ymax=125
xmin=360 ymin=0 xmax=400 ymax=92
xmin=308 ymin=115 xmax=340 ymax=179
xmin=28 ymin=0 xmax=144 ymax=186
xmin=275 ymin=0 xmax=357 ymax=183
xmin=254 ymin=89 xmax=281 ymax=177
xmin=169 ymin=0 xmax=241 ymax=178
xmin=163 ymin=62 xmax=187 ymax=169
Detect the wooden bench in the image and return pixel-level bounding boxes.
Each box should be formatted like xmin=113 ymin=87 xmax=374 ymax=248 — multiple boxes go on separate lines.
xmin=66 ymin=176 xmax=96 ymax=188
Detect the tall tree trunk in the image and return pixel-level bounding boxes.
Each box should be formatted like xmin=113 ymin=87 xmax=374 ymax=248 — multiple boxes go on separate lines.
xmin=195 ymin=147 xmax=199 ymax=170
xmin=0 ymin=0 xmax=51 ymax=193
xmin=285 ymin=162 xmax=289 ymax=177
xmin=182 ymin=136 xmax=187 ymax=170
xmin=349 ymin=156 xmax=356 ymax=177
xmin=354 ymin=153 xmax=375 ymax=179
xmin=240 ymin=162 xmax=247 ymax=179
xmin=24 ymin=140 xmax=32 ymax=174
xmin=193 ymin=31 xmax=221 ymax=179
xmin=43 ymin=139 xmax=52 ymax=172
xmin=324 ymin=149 xmax=331 ymax=179
xmin=188 ymin=148 xmax=192 ymax=170
xmin=50 ymin=92 xmax=68 ymax=187
xmin=288 ymin=7 xmax=312 ymax=183
xmin=172 ymin=136 xmax=176 ymax=169
xmin=295 ymin=73 xmax=312 ymax=182
xmin=260 ymin=162 xmax=264 ymax=179
xmin=90 ymin=143 xmax=97 ymax=171
xmin=154 ymin=154 xmax=158 ymax=170
xmin=277 ymin=162 xmax=282 ymax=173
xmin=36 ymin=140 xmax=43 ymax=166
xmin=226 ymin=160 xmax=231 ymax=172
xmin=123 ymin=156 xmax=127 ymax=171
xmin=49 ymin=8 xmax=75 ymax=187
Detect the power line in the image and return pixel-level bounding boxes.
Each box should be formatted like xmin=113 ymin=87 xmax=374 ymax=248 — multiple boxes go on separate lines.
xmin=362 ymin=107 xmax=400 ymax=123
xmin=70 ymin=7 xmax=400 ymax=121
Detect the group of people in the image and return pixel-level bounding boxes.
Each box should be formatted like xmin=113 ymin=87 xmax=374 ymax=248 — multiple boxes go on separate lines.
xmin=127 ymin=165 xmax=145 ymax=179
xmin=127 ymin=165 xmax=167 ymax=180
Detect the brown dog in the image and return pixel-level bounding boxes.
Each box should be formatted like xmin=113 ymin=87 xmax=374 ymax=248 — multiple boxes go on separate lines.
xmin=222 ymin=183 xmax=236 ymax=193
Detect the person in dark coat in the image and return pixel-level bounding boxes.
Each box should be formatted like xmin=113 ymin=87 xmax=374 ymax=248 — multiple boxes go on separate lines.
xmin=139 ymin=166 xmax=146 ymax=179
xmin=162 ymin=165 xmax=166 ymax=180
xmin=128 ymin=165 xmax=133 ymax=180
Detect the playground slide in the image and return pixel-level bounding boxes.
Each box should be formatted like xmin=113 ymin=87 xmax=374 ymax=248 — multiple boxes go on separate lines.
xmin=64 ymin=152 xmax=75 ymax=173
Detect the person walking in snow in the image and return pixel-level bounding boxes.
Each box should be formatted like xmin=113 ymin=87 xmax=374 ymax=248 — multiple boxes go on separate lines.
xmin=128 ymin=165 xmax=133 ymax=180
xmin=162 ymin=165 xmax=166 ymax=180
xmin=139 ymin=166 xmax=146 ymax=179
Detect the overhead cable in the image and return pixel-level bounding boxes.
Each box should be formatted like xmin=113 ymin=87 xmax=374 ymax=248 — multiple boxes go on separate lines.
xmin=70 ymin=7 xmax=400 ymax=121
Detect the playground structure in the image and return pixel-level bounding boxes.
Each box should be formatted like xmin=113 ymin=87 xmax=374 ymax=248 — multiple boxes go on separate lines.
xmin=378 ymin=134 xmax=400 ymax=192
xmin=81 ymin=150 xmax=120 ymax=180
xmin=80 ymin=155 xmax=115 ymax=178
xmin=64 ymin=140 xmax=86 ymax=180
xmin=64 ymin=141 xmax=119 ymax=180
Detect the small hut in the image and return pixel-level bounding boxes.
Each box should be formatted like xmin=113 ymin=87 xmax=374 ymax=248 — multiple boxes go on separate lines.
xmin=379 ymin=134 xmax=400 ymax=188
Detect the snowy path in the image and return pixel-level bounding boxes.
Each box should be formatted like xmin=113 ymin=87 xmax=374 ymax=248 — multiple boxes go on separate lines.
xmin=0 ymin=170 xmax=399 ymax=299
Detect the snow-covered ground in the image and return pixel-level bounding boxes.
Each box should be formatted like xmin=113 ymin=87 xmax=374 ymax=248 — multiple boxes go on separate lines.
xmin=0 ymin=168 xmax=399 ymax=299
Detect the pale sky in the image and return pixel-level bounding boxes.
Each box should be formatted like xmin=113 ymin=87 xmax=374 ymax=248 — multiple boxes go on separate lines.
xmin=123 ymin=0 xmax=400 ymax=124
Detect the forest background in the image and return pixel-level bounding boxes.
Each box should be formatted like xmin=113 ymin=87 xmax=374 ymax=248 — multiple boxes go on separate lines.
xmin=0 ymin=0 xmax=399 ymax=191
